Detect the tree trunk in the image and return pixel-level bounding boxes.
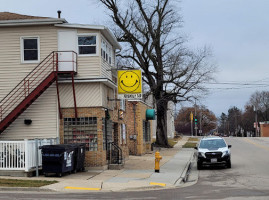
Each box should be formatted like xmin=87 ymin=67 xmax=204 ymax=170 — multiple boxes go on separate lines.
xmin=156 ymin=99 xmax=170 ymax=147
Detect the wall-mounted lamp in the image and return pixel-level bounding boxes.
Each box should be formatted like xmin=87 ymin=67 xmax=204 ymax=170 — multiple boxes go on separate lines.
xmin=24 ymin=119 xmax=32 ymax=125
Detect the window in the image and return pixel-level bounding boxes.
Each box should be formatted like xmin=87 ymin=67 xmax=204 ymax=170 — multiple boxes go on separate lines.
xmin=78 ymin=35 xmax=97 ymax=55
xmin=63 ymin=117 xmax=98 ymax=151
xmin=103 ymin=119 xmax=113 ymax=150
xmin=143 ymin=120 xmax=151 ymax=142
xmin=21 ymin=37 xmax=39 ymax=63
xmin=101 ymin=38 xmax=113 ymax=65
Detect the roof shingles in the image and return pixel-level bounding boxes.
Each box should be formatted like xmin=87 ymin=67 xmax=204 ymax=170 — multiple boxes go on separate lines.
xmin=0 ymin=12 xmax=49 ymax=21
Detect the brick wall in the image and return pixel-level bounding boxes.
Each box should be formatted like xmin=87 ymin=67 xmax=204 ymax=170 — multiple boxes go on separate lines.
xmin=260 ymin=123 xmax=269 ymax=137
xmin=59 ymin=106 xmax=129 ymax=167
xmin=60 ymin=107 xmax=106 ymax=167
xmin=126 ymin=101 xmax=154 ymax=156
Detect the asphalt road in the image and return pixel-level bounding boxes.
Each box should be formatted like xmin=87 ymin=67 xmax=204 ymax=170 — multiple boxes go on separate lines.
xmin=0 ymin=137 xmax=269 ymax=200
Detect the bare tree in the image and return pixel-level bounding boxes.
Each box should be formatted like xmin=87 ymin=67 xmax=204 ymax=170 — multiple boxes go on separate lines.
xmin=249 ymin=91 xmax=269 ymax=121
xmin=99 ymin=0 xmax=215 ymax=147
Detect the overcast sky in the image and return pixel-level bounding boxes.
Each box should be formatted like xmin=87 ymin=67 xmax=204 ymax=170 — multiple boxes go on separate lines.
xmin=1 ymin=0 xmax=269 ymax=117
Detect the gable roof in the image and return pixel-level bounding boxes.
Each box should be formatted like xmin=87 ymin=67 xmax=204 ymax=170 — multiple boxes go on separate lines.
xmin=0 ymin=12 xmax=121 ymax=49
xmin=0 ymin=12 xmax=67 ymax=26
xmin=0 ymin=12 xmax=48 ymax=20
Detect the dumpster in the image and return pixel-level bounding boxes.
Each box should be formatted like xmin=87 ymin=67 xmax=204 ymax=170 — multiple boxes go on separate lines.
xmin=40 ymin=144 xmax=75 ymax=177
xmin=69 ymin=144 xmax=86 ymax=173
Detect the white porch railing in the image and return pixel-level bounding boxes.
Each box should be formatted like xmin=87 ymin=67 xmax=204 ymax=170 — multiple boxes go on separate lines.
xmin=0 ymin=138 xmax=59 ymax=172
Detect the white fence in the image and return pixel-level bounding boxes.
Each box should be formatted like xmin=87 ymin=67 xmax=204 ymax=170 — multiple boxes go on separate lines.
xmin=0 ymin=138 xmax=59 ymax=172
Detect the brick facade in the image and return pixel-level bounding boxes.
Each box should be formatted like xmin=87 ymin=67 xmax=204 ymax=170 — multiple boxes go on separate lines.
xmin=126 ymin=101 xmax=154 ymax=156
xmin=59 ymin=106 xmax=129 ymax=167
xmin=260 ymin=123 xmax=269 ymax=137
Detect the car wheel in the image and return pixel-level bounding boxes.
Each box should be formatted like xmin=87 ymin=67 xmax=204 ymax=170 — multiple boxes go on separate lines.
xmin=197 ymin=162 xmax=202 ymax=170
xmin=226 ymin=160 xmax=231 ymax=168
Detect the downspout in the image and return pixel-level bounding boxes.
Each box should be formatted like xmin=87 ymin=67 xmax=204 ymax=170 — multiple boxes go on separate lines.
xmin=133 ymin=103 xmax=137 ymax=155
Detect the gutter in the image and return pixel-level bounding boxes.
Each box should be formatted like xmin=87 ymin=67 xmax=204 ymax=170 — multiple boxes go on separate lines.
xmin=0 ymin=18 xmax=66 ymax=27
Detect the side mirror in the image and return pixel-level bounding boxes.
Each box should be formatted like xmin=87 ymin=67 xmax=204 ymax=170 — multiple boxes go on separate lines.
xmin=194 ymin=147 xmax=198 ymax=150
xmin=228 ymin=145 xmax=232 ymax=148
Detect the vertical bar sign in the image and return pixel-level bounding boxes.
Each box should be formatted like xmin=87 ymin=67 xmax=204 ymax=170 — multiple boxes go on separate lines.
xmin=190 ymin=112 xmax=193 ymax=121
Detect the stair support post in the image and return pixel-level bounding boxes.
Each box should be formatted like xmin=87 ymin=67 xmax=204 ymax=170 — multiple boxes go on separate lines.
xmin=71 ymin=72 xmax=78 ymax=119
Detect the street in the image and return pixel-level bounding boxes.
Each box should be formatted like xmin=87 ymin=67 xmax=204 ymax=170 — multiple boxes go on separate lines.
xmin=0 ymin=137 xmax=269 ymax=199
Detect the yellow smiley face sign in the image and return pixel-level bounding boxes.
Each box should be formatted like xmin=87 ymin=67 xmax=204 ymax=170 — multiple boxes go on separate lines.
xmin=118 ymin=70 xmax=142 ymax=95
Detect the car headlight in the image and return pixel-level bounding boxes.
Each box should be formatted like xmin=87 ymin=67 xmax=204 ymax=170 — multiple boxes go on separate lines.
xmin=198 ymin=152 xmax=206 ymax=158
xmin=222 ymin=150 xmax=229 ymax=157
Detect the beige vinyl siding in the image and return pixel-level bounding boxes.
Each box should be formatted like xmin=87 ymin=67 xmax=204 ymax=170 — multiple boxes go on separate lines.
xmin=101 ymin=59 xmax=112 ymax=79
xmin=76 ymin=56 xmax=101 ymax=78
xmin=0 ymin=84 xmax=58 ymax=140
xmin=0 ymin=25 xmax=58 ymax=99
xmin=0 ymin=25 xmax=58 ymax=139
xmin=59 ymin=82 xmax=102 ymax=107
xmin=75 ymin=29 xmax=101 ymax=78
xmin=101 ymin=84 xmax=115 ymax=109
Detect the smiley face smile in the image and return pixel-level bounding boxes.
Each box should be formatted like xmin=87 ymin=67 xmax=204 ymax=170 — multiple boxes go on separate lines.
xmin=121 ymin=79 xmax=138 ymax=87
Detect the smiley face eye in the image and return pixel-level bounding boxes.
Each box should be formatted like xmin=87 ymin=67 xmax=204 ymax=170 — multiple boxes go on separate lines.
xmin=131 ymin=75 xmax=133 ymax=78
xmin=126 ymin=76 xmax=128 ymax=78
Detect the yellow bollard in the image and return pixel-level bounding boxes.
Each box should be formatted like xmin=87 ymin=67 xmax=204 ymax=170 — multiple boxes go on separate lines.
xmin=155 ymin=151 xmax=162 ymax=173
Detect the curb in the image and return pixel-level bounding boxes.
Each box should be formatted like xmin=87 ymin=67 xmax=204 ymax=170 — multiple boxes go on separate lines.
xmin=174 ymin=151 xmax=194 ymax=186
xmin=0 ymin=187 xmax=54 ymax=192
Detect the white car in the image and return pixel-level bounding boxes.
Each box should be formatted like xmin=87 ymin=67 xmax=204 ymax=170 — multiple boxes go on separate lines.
xmin=194 ymin=136 xmax=232 ymax=169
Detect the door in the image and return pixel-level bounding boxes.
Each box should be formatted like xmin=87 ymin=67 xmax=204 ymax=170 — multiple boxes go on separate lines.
xmin=58 ymin=30 xmax=77 ymax=72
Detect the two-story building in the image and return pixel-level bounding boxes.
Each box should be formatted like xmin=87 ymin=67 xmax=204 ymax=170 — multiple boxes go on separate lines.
xmin=0 ymin=12 xmax=128 ymax=168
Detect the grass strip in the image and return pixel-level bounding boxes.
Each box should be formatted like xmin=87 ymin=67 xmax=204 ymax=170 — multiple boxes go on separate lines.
xmin=182 ymin=142 xmax=197 ymax=148
xmin=188 ymin=137 xmax=199 ymax=142
xmin=0 ymin=179 xmax=58 ymax=187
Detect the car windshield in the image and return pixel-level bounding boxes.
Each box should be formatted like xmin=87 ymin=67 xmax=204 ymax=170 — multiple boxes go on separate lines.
xmin=199 ymin=139 xmax=227 ymax=149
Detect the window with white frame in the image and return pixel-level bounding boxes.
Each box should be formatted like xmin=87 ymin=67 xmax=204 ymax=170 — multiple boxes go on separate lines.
xmin=101 ymin=38 xmax=113 ymax=65
xmin=21 ymin=37 xmax=40 ymax=62
xmin=78 ymin=35 xmax=97 ymax=55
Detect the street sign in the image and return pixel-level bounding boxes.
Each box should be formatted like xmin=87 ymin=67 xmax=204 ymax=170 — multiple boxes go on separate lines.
xmin=118 ymin=70 xmax=142 ymax=100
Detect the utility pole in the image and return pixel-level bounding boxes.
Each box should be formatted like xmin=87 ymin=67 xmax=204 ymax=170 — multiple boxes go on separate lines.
xmin=190 ymin=112 xmax=193 ymax=137
xmin=199 ymin=111 xmax=202 ymax=136
xmin=254 ymin=106 xmax=258 ymax=137
xmin=194 ymin=100 xmax=197 ymax=136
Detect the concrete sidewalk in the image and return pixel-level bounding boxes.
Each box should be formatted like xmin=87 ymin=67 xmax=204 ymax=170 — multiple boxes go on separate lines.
xmin=0 ymin=136 xmax=195 ymax=193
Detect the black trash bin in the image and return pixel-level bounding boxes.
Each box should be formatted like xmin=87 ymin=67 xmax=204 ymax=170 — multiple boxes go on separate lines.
xmin=69 ymin=144 xmax=86 ymax=173
xmin=40 ymin=144 xmax=75 ymax=177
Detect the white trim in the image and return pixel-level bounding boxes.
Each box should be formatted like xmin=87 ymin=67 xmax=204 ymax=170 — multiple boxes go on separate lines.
xmin=20 ymin=36 xmax=40 ymax=64
xmin=55 ymin=24 xmax=121 ymax=50
xmin=0 ymin=18 xmax=67 ymax=26
xmin=77 ymin=33 xmax=99 ymax=57
xmin=58 ymin=77 xmax=117 ymax=88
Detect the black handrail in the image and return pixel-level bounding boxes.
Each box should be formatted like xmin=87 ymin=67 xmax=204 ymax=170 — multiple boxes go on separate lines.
xmin=108 ymin=142 xmax=123 ymax=165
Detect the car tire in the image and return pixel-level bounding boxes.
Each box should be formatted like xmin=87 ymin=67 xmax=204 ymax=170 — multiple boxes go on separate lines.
xmin=226 ymin=160 xmax=231 ymax=168
xmin=197 ymin=162 xmax=202 ymax=170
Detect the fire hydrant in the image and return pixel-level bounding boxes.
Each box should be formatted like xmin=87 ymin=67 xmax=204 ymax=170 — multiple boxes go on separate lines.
xmin=155 ymin=151 xmax=162 ymax=173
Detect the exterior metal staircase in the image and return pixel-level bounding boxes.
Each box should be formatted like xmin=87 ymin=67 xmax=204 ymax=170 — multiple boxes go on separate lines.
xmin=0 ymin=51 xmax=77 ymax=133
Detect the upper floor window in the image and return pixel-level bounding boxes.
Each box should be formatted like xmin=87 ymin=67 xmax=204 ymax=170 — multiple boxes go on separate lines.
xmin=101 ymin=38 xmax=113 ymax=65
xmin=78 ymin=35 xmax=97 ymax=55
xmin=21 ymin=37 xmax=40 ymax=63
